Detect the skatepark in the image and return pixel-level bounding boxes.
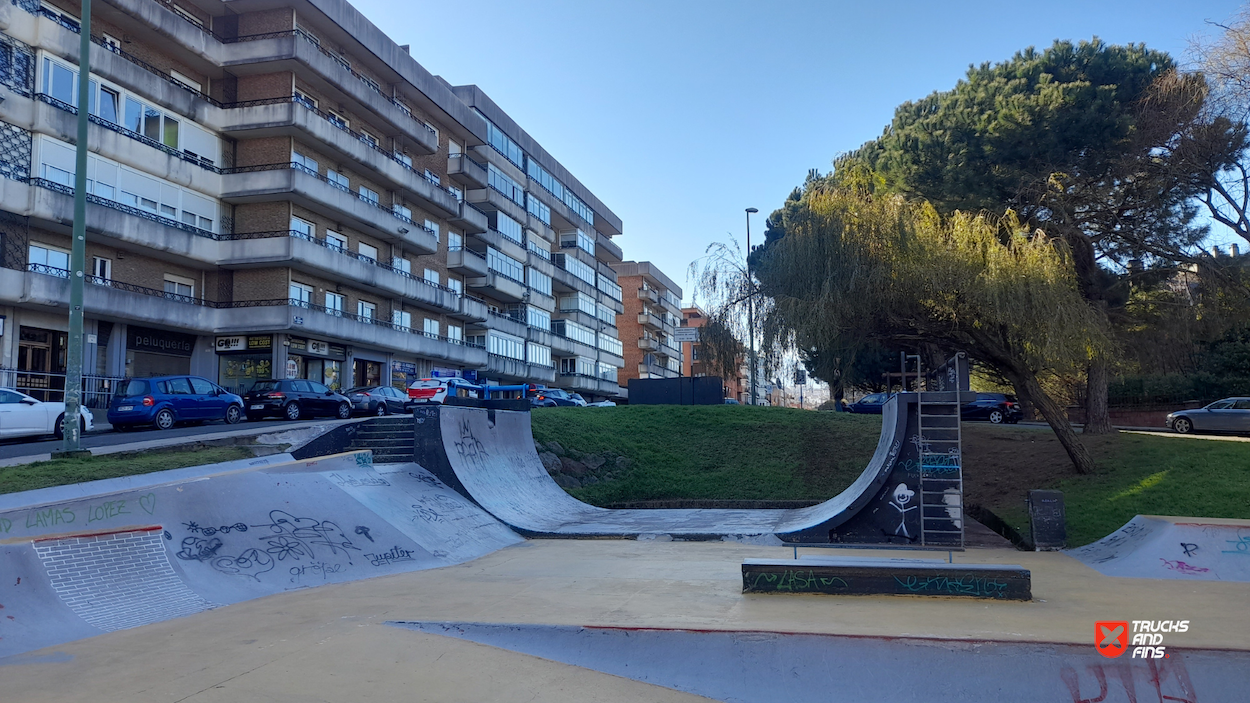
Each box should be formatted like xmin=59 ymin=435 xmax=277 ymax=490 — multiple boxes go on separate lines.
xmin=2 ymin=398 xmax=1248 ymax=702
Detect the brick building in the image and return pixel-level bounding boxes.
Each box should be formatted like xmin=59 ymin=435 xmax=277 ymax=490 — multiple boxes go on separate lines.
xmin=611 ymin=261 xmax=683 ymax=389
xmin=0 ymin=0 xmax=627 ymax=403
xmin=679 ymin=306 xmax=745 ymax=402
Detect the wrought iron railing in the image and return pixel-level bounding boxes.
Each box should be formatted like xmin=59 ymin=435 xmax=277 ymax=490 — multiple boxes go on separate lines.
xmin=27 ymin=177 xmax=220 ymax=238
xmin=0 ymin=367 xmax=127 ymax=408
xmin=449 ymin=152 xmax=488 ymax=172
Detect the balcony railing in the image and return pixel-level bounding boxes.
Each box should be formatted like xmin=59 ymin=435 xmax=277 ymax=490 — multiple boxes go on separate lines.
xmin=27 ymin=177 xmax=225 ymax=236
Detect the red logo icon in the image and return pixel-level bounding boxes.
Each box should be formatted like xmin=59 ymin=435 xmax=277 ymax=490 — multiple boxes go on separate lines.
xmin=1095 ymin=621 xmax=1129 ymax=658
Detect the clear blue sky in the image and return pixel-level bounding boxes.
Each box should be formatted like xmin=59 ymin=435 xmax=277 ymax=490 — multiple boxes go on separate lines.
xmin=357 ymin=0 xmax=1245 ymax=302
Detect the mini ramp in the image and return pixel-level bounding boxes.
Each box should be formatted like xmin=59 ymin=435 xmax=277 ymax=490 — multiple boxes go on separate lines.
xmin=1067 ymin=515 xmax=1250 ymax=582
xmin=413 ymin=394 xmax=963 ymax=545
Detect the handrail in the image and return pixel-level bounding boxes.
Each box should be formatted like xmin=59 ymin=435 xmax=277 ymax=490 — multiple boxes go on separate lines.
xmin=450 ymin=152 xmax=488 ymax=171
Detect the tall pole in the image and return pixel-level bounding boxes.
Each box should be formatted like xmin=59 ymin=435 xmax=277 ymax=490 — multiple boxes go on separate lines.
xmin=745 ymin=207 xmax=758 ymax=406
xmin=61 ymin=0 xmax=91 ymax=455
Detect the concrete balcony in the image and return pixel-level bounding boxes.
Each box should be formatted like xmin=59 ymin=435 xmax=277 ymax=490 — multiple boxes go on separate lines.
xmin=467 ymin=271 xmax=526 ymax=303
xmin=556 ymin=309 xmax=600 ymax=331
xmin=470 ymin=145 xmax=525 ymax=183
xmin=552 ymin=262 xmax=596 ymax=297
xmin=447 ymin=247 xmax=489 ymax=278
xmin=600 ymin=350 xmax=625 ymax=369
xmin=557 ymin=374 xmax=621 ymax=397
xmin=449 ymin=201 xmax=489 ymax=234
xmin=659 ymin=294 xmax=682 ymax=316
xmin=638 ymin=312 xmax=664 ymax=331
xmin=220 ymin=100 xmax=456 ymax=216
xmin=638 ymin=337 xmax=659 ymax=352
xmin=467 ymin=186 xmax=527 ymax=224
xmin=638 ymin=363 xmax=680 ymax=379
xmin=528 ymin=289 xmax=556 ymax=313
xmin=452 ymin=296 xmax=489 ymax=323
xmin=597 ymin=232 xmax=624 ymax=263
xmin=659 ymin=341 xmax=684 ymax=360
xmin=448 ymin=154 xmax=488 ymax=189
xmin=637 ymin=287 xmax=659 ymax=304
xmin=474 ymin=312 xmax=527 ymax=339
xmin=526 ymin=326 xmax=553 ymax=347
xmin=485 ymin=354 xmax=555 ymax=384
xmin=526 ymin=252 xmax=556 ymax=277
xmin=469 ymin=229 xmax=527 ymax=263
xmin=221 ymin=166 xmax=436 ymax=252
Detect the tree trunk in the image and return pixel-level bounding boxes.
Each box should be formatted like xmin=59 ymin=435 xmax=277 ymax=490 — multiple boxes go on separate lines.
xmin=1083 ymin=358 xmax=1114 ymax=434
xmin=1008 ymin=369 xmax=1098 ymax=475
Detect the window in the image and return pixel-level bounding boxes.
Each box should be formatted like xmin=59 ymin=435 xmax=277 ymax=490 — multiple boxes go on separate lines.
xmin=597 ymin=303 xmax=616 ymax=326
xmin=487 ymin=248 xmax=523 ymax=282
xmin=598 ymin=362 xmax=619 ymax=381
xmin=393 ymin=203 xmax=412 ymax=221
xmin=169 ymin=70 xmax=201 ymax=92
xmin=97 ymin=86 xmax=119 ymax=124
xmin=527 ymin=159 xmax=564 ymax=201
xmin=29 ymin=243 xmax=69 ymax=275
xmin=448 ymin=231 xmax=463 ymax=251
xmin=359 ymin=130 xmax=379 ymax=148
xmin=480 ymin=116 xmax=524 ymax=167
xmin=392 ymin=256 xmax=411 ymax=275
xmin=292 ymin=152 xmax=318 ymax=176
xmin=357 ymin=300 xmax=376 ymax=322
xmin=424 ymin=169 xmax=440 ymax=186
xmin=526 ymin=193 xmax=551 ymax=225
xmin=528 ymin=237 xmax=551 ymax=261
xmin=563 ymin=255 xmax=596 ymax=286
xmin=393 ymin=310 xmax=412 ymax=331
xmin=291 ymin=217 xmax=315 ymax=240
xmin=488 ymin=331 xmax=525 ymax=360
xmin=424 ymin=219 xmax=440 ymax=241
xmin=495 ymin=212 xmax=524 ymax=244
xmin=100 ymin=33 xmax=121 ymax=52
xmin=327 ymin=170 xmax=349 ymax=191
xmin=449 ymin=185 xmax=463 ymax=201
xmin=443 ymin=276 xmax=462 ymax=296
xmin=394 ymin=151 xmax=412 ymax=168
xmin=598 ymin=273 xmax=623 ymax=301
xmin=358 ymin=242 xmax=378 ymax=261
xmin=423 ymin=268 xmax=440 ymax=286
xmin=294 ymin=89 xmax=317 ymax=110
xmin=527 ymin=306 xmax=551 ymax=331
xmin=560 ymin=356 xmax=595 ymax=376
xmin=358 ymin=185 xmax=379 ymax=205
xmin=164 ymin=274 xmax=195 ymax=298
xmin=91 ymin=256 xmax=111 ymax=283
xmin=325 ymin=231 xmax=347 ymax=250
xmin=560 ymin=292 xmax=596 ymax=315
xmin=325 ymin=292 xmax=344 ymax=316
xmin=527 ymin=267 xmax=552 ymax=296
xmin=598 ymin=333 xmax=623 ymax=357
xmin=560 ymin=229 xmax=596 ymax=256
xmin=447 ymin=325 xmax=462 ymax=342
xmin=528 ymin=343 xmax=552 ymax=367
xmin=423 ymin=318 xmax=440 ymax=339
xmin=553 ymin=320 xmax=596 ymax=347
xmin=42 ymin=57 xmax=76 ymax=106
xmin=326 ymin=110 xmax=349 ymax=130
xmin=486 ymin=164 xmax=524 ymax=205
xmin=165 ymin=377 xmax=193 ymax=395
xmin=290 ymin=281 xmax=313 ymax=306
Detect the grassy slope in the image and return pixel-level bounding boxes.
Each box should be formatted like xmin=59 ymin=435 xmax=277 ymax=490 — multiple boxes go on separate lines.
xmin=533 ymin=406 xmax=1250 ymax=546
xmin=531 ymin=405 xmax=881 ymax=505
xmin=0 ymin=446 xmax=256 ymax=495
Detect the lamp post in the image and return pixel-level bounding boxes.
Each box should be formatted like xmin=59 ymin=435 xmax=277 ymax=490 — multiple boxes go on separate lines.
xmin=745 ymin=207 xmax=758 ymax=406
xmin=58 ymin=0 xmax=92 ymax=457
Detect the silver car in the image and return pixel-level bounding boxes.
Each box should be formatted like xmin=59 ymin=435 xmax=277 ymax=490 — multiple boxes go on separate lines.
xmin=1166 ymin=397 xmax=1250 ymax=434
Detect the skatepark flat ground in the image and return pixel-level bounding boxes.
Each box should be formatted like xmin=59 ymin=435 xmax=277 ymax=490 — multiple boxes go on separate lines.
xmin=4 ymin=539 xmax=1247 ymax=702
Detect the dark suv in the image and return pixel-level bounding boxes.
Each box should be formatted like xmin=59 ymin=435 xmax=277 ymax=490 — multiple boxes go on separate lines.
xmin=960 ymin=392 xmax=1023 ymax=424
xmin=243 ymin=379 xmax=352 ymax=421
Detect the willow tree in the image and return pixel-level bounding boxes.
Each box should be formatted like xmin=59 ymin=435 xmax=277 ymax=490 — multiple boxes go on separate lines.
xmin=757 ymin=186 xmax=1109 ymax=474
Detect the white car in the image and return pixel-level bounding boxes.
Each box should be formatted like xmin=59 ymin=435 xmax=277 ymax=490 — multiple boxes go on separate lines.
xmin=0 ymin=388 xmax=95 ymax=440
xmin=586 ymin=400 xmax=617 ymax=407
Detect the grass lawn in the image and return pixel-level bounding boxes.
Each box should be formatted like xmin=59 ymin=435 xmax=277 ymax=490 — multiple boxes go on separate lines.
xmin=532 ymin=405 xmax=1250 ymax=546
xmin=962 ymin=425 xmax=1250 ymax=546
xmin=531 ymin=405 xmax=881 ymax=505
xmin=0 ymin=446 xmax=256 ymax=495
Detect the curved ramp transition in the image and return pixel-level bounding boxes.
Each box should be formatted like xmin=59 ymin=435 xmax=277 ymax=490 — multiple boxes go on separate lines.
xmin=1067 ymin=515 xmax=1250 ymax=581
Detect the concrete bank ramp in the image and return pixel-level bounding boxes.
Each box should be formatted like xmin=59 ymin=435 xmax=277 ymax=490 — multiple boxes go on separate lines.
xmin=412 ymin=395 xmax=954 ymax=544
xmin=1067 ymin=515 xmax=1250 ymax=581
xmin=0 ymin=452 xmax=520 ymax=660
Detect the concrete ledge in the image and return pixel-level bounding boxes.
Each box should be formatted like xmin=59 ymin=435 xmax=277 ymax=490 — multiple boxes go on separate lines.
xmin=742 ymin=557 xmax=1032 ymax=600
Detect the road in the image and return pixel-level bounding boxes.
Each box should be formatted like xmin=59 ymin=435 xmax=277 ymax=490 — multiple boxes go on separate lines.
xmin=0 ymin=416 xmax=345 ymax=461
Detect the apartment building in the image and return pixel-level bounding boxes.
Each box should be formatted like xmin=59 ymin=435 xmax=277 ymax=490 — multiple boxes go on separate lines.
xmin=0 ymin=0 xmax=626 ymax=402
xmin=611 ymin=260 xmax=683 ymax=387
xmin=679 ymin=306 xmax=745 ymax=402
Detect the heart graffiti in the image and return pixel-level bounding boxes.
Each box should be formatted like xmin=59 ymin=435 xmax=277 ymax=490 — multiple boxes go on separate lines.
xmin=138 ymin=493 xmax=157 ymax=515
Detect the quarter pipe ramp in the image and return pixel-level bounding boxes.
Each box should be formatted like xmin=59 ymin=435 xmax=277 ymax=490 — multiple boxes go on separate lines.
xmin=413 ymin=394 xmax=962 ymax=545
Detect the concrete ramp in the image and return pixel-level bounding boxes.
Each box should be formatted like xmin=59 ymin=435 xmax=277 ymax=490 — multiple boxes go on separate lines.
xmin=1067 ymin=515 xmax=1250 ymax=581
xmin=413 ymin=394 xmax=958 ymax=545
xmin=0 ymin=452 xmax=521 ymax=660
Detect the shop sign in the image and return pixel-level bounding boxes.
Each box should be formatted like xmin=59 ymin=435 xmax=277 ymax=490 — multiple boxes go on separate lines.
xmin=215 ymin=336 xmax=246 ymax=352
xmin=286 ymin=359 xmax=300 ymax=379
xmin=248 ymin=335 xmax=272 ymax=350
xmin=309 ymin=340 xmax=330 ymax=355
xmin=431 ymin=367 xmax=461 ymax=379
xmin=130 ymin=326 xmax=194 ymax=356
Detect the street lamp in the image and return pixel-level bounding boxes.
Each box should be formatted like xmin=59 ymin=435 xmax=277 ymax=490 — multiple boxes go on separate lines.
xmin=745 ymin=207 xmax=758 ymax=406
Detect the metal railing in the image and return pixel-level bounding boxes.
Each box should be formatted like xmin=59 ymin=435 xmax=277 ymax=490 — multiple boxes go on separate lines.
xmin=221 ymin=161 xmax=427 ymax=230
xmin=449 ymin=152 xmax=488 ymax=172
xmin=0 ymin=367 xmax=127 ymax=408
xmin=27 ymin=177 xmax=222 ymax=237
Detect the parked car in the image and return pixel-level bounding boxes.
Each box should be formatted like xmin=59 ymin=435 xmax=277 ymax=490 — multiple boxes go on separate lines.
xmin=108 ymin=376 xmax=244 ymax=430
xmin=846 ymin=393 xmax=890 ymax=414
xmin=723 ymin=398 xmax=741 ymax=405
xmin=530 ymin=395 xmax=557 ymax=408
xmin=534 ymin=389 xmax=586 ymax=407
xmin=405 ymin=378 xmax=480 ymax=409
xmin=586 ymin=399 xmax=617 ymax=407
xmin=0 ymin=388 xmax=94 ymax=439
xmin=242 ymin=379 xmax=352 ymax=421
xmin=346 ymin=385 xmax=409 ymax=416
xmin=1167 ymin=398 xmax=1250 ymax=434
xmin=960 ymin=392 xmax=1023 ymax=424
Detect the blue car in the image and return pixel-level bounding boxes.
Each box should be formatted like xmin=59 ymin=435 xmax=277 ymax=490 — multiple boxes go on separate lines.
xmin=846 ymin=392 xmax=891 ymax=414
xmin=108 ymin=375 xmax=245 ymax=430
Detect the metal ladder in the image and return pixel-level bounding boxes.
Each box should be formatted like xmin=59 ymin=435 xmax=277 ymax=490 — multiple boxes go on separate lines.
xmin=908 ymin=355 xmax=965 ymax=549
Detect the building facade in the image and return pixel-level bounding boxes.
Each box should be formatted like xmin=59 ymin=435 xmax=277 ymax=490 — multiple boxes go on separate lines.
xmin=679 ymin=306 xmax=745 ymax=402
xmin=0 ymin=0 xmax=626 ymax=403
xmin=611 ymin=260 xmax=682 ymax=388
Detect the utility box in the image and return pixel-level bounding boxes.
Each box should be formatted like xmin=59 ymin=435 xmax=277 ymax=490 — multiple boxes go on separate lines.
xmin=1027 ymin=490 xmax=1066 ymax=551
xmin=628 ymin=376 xmax=724 ymax=405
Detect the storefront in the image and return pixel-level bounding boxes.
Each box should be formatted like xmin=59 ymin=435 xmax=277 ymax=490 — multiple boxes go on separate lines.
xmin=127 ymin=325 xmax=195 ymax=377
xmin=16 ymin=325 xmax=67 ymax=400
xmin=391 ymin=360 xmax=418 ymax=392
xmin=215 ymin=334 xmax=274 ymax=395
xmin=287 ymin=336 xmax=346 ymax=390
